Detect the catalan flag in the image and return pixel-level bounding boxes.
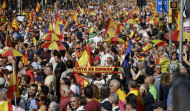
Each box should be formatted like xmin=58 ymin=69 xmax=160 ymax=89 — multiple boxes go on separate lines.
xmin=12 ymin=19 xmax=20 ymax=30
xmin=142 ymin=42 xmax=152 ymax=52
xmin=36 ymin=2 xmax=40 ymax=12
xmin=72 ymin=11 xmax=78 ymax=22
xmin=2 ymin=0 xmax=6 ymax=9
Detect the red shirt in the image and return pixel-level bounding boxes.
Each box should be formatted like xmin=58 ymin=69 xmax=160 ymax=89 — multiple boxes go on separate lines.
xmin=85 ymin=100 xmax=101 ymax=111
xmin=59 ymin=96 xmax=70 ymax=111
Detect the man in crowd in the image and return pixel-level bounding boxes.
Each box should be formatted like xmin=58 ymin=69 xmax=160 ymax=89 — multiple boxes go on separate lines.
xmin=59 ymin=84 xmax=71 ymax=111
xmin=26 ymin=84 xmax=38 ymax=111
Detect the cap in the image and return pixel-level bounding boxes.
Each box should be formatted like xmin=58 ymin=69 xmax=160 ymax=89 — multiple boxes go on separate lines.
xmin=93 ymin=57 xmax=100 ymax=61
xmin=5 ymin=65 xmax=13 ymax=72
xmin=76 ymin=45 xmax=80 ymax=49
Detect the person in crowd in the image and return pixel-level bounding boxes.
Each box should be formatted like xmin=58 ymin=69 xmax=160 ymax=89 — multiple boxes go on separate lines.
xmin=109 ymin=93 xmax=121 ymax=111
xmin=144 ymin=76 xmax=157 ymax=103
xmin=153 ymin=64 xmax=162 ymax=102
xmin=125 ymin=94 xmax=137 ymax=111
xmin=69 ymin=93 xmax=81 ymax=110
xmin=35 ymin=94 xmax=47 ymax=111
xmin=84 ymin=85 xmax=101 ymax=111
xmin=59 ymin=84 xmax=71 ymax=111
xmin=139 ymin=84 xmax=154 ymax=111
xmin=48 ymin=101 xmax=59 ymax=111
xmin=26 ymin=84 xmax=38 ymax=111
xmin=168 ymin=52 xmax=181 ymax=73
xmin=60 ymin=60 xmax=74 ymax=79
xmin=100 ymin=84 xmax=110 ymax=103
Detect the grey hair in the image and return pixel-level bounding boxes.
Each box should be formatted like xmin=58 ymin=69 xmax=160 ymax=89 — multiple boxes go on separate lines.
xmin=155 ymin=64 xmax=161 ymax=68
xmin=0 ymin=89 xmax=7 ymax=100
xmin=70 ymin=93 xmax=81 ymax=101
xmin=111 ymin=79 xmax=120 ymax=88
xmin=109 ymin=93 xmax=119 ymax=105
xmin=49 ymin=101 xmax=59 ymax=111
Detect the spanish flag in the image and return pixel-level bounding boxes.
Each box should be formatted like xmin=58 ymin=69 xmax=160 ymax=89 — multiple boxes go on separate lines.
xmin=77 ymin=4 xmax=85 ymax=14
xmin=2 ymin=0 xmax=6 ymax=9
xmin=7 ymin=69 xmax=20 ymax=100
xmin=22 ymin=54 xmax=28 ymax=65
xmin=78 ymin=45 xmax=93 ymax=74
xmin=30 ymin=29 xmax=37 ymax=45
xmin=142 ymin=42 xmax=152 ymax=52
xmin=22 ymin=8 xmax=30 ymax=16
xmin=48 ymin=22 xmax=53 ymax=33
xmin=104 ymin=18 xmax=120 ymax=37
xmin=12 ymin=19 xmax=20 ymax=30
xmin=127 ymin=88 xmax=145 ymax=111
xmin=6 ymin=31 xmax=13 ymax=47
xmin=36 ymin=2 xmax=40 ymax=12
xmin=55 ymin=23 xmax=60 ymax=35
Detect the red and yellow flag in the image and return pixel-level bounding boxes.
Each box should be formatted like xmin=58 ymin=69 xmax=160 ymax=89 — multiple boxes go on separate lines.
xmin=30 ymin=29 xmax=37 ymax=45
xmin=55 ymin=23 xmax=60 ymax=35
xmin=104 ymin=18 xmax=121 ymax=37
xmin=7 ymin=70 xmax=20 ymax=100
xmin=36 ymin=2 xmax=40 ymax=12
xmin=22 ymin=54 xmax=28 ymax=65
xmin=72 ymin=11 xmax=78 ymax=22
xmin=22 ymin=8 xmax=30 ymax=16
xmin=48 ymin=22 xmax=53 ymax=33
xmin=12 ymin=19 xmax=20 ymax=30
xmin=2 ymin=0 xmax=6 ymax=9
xmin=142 ymin=42 xmax=152 ymax=52
xmin=77 ymin=4 xmax=85 ymax=13
xmin=78 ymin=45 xmax=93 ymax=75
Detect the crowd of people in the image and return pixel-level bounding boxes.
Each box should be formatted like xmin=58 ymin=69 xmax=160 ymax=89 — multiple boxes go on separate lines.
xmin=0 ymin=0 xmax=189 ymax=111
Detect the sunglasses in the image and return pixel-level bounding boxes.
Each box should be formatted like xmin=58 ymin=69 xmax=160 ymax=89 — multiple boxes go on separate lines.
xmin=35 ymin=98 xmax=40 ymax=102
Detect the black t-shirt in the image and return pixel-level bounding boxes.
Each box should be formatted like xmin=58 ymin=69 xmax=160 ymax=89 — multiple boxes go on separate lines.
xmin=55 ymin=61 xmax=66 ymax=76
xmin=33 ymin=30 xmax=40 ymax=40
xmin=77 ymin=31 xmax=83 ymax=42
xmin=143 ymin=92 xmax=154 ymax=111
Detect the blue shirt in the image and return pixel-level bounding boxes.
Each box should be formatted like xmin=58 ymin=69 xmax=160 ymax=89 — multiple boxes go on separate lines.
xmin=153 ymin=74 xmax=161 ymax=101
xmin=167 ymin=87 xmax=173 ymax=111
xmin=26 ymin=98 xmax=38 ymax=111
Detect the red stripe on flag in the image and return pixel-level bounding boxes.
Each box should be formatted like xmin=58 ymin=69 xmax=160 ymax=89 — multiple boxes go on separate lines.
xmin=104 ymin=18 xmax=111 ymax=37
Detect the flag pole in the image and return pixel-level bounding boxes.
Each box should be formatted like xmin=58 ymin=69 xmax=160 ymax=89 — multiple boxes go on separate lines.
xmin=179 ymin=0 xmax=184 ymax=62
xmin=6 ymin=29 xmax=8 ymax=46
xmin=12 ymin=57 xmax=17 ymax=107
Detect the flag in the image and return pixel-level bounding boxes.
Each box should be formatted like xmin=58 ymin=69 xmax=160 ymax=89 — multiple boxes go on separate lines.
xmin=55 ymin=23 xmax=60 ymax=35
xmin=28 ymin=10 xmax=34 ymax=27
xmin=127 ymin=88 xmax=146 ymax=111
xmin=12 ymin=19 xmax=20 ymax=30
xmin=145 ymin=54 xmax=152 ymax=66
xmin=22 ymin=54 xmax=28 ymax=65
xmin=123 ymin=39 xmax=131 ymax=67
xmin=30 ymin=30 xmax=36 ymax=45
xmin=6 ymin=31 xmax=12 ymax=47
xmin=36 ymin=2 xmax=40 ymax=12
xmin=78 ymin=4 xmax=85 ymax=13
xmin=7 ymin=69 xmax=20 ymax=100
xmin=104 ymin=18 xmax=120 ymax=37
xmin=89 ymin=26 xmax=94 ymax=34
xmin=175 ymin=3 xmax=186 ymax=30
xmin=42 ymin=9 xmax=46 ymax=16
xmin=48 ymin=22 xmax=53 ymax=33
xmin=78 ymin=45 xmax=93 ymax=74
xmin=22 ymin=8 xmax=30 ymax=16
xmin=2 ymin=0 xmax=6 ymax=9
xmin=142 ymin=42 xmax=152 ymax=52
xmin=117 ymin=10 xmax=120 ymax=20
xmin=72 ymin=11 xmax=78 ymax=22
xmin=130 ymin=31 xmax=135 ymax=39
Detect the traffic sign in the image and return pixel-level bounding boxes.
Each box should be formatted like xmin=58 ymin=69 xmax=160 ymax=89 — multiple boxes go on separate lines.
xmin=156 ymin=0 xmax=168 ymax=13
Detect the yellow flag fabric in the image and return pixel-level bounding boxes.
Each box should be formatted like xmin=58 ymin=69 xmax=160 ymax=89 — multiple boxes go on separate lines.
xmin=55 ymin=23 xmax=60 ymax=35
xmin=159 ymin=55 xmax=169 ymax=73
xmin=89 ymin=26 xmax=94 ymax=34
xmin=105 ymin=18 xmax=119 ymax=37
xmin=48 ymin=22 xmax=53 ymax=33
xmin=77 ymin=4 xmax=85 ymax=13
xmin=36 ymin=2 xmax=40 ymax=12
xmin=117 ymin=88 xmax=127 ymax=102
xmin=2 ymin=0 xmax=6 ymax=9
xmin=72 ymin=12 xmax=78 ymax=22
xmin=0 ymin=100 xmax=8 ymax=111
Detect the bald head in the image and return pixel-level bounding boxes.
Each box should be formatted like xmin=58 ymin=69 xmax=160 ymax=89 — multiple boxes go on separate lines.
xmin=145 ymin=76 xmax=154 ymax=85
xmin=105 ymin=48 xmax=110 ymax=54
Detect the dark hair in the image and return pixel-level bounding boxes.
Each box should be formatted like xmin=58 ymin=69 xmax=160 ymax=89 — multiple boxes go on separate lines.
xmin=53 ymin=50 xmax=59 ymax=56
xmin=84 ymin=85 xmax=93 ymax=98
xmin=70 ymin=93 xmax=81 ymax=101
xmin=66 ymin=50 xmax=73 ymax=56
xmin=66 ymin=60 xmax=73 ymax=68
xmin=100 ymin=84 xmax=110 ymax=101
xmin=39 ymin=94 xmax=47 ymax=105
xmin=22 ymin=75 xmax=31 ymax=85
xmin=55 ymin=54 xmax=62 ymax=59
xmin=66 ymin=74 xmax=76 ymax=82
xmin=46 ymin=65 xmax=53 ymax=72
xmin=40 ymin=85 xmax=49 ymax=96
xmin=79 ymin=96 xmax=87 ymax=106
xmin=125 ymin=94 xmax=137 ymax=109
xmin=30 ymin=84 xmax=38 ymax=92
xmin=62 ymin=77 xmax=71 ymax=87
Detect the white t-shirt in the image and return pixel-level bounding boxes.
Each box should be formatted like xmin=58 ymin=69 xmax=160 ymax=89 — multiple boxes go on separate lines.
xmin=70 ymin=84 xmax=81 ymax=95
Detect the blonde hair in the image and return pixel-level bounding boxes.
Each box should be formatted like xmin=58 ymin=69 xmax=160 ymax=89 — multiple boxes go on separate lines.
xmin=138 ymin=61 xmax=146 ymax=70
